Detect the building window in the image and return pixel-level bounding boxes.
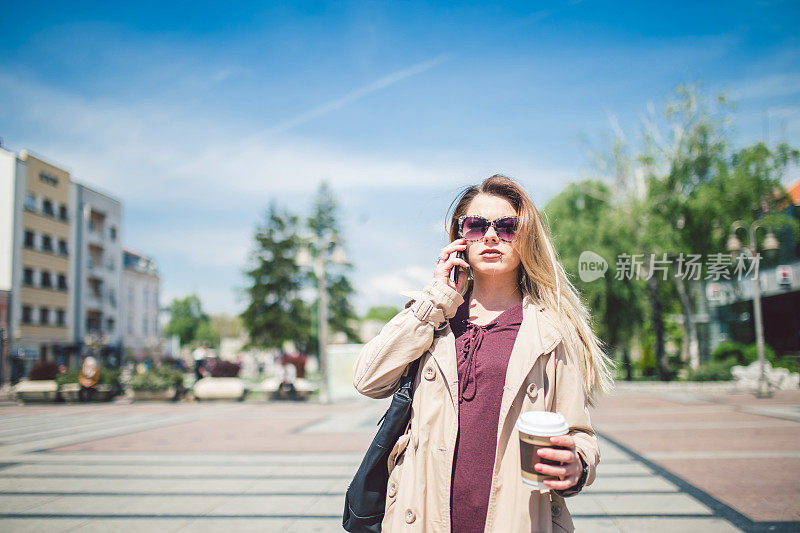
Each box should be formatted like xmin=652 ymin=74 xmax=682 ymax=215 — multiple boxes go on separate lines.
xmin=58 ymin=239 xmax=68 ymax=256
xmin=153 ymin=319 xmax=158 ymax=336
xmin=22 ymin=306 xmax=32 ymax=324
xmin=109 ymin=289 xmax=116 ymax=307
xmin=86 ymin=312 xmax=102 ymax=333
xmin=59 ymin=204 xmax=68 ymax=221
xmin=39 ymin=172 xmax=59 ymax=186
xmin=127 ymin=314 xmax=133 ymax=335
xmin=128 ymin=287 xmax=134 ymax=306
xmin=109 ymin=226 xmax=117 ymax=241
xmin=24 ymin=193 xmax=36 ymax=211
xmin=142 ymin=317 xmax=148 ymax=335
xmin=40 ymin=307 xmax=50 ymax=325
xmin=41 ymin=235 xmax=53 ymax=252
xmin=56 ymin=309 xmax=66 ymax=326
xmin=23 ymin=268 xmax=34 ymax=285
xmin=24 ymin=230 xmax=35 ymax=248
xmin=42 ymin=199 xmax=55 ymax=217
xmin=41 ymin=271 xmax=52 ymax=288
xmin=58 ymin=274 xmax=67 ymax=291
xmin=106 ymin=318 xmax=115 ymax=333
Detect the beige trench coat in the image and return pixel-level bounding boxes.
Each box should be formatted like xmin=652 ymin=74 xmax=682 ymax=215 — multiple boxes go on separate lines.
xmin=353 ymin=278 xmax=600 ymax=533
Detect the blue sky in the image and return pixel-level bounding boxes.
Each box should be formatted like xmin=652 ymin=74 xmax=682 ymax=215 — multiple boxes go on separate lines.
xmin=1 ymin=1 xmax=798 ymax=316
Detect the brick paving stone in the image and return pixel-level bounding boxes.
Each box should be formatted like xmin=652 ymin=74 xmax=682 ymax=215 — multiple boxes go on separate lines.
xmin=593 ymin=389 xmax=800 ymax=531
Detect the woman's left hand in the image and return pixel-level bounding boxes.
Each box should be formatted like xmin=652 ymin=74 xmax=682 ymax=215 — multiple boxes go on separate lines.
xmin=535 ymin=434 xmax=582 ymax=490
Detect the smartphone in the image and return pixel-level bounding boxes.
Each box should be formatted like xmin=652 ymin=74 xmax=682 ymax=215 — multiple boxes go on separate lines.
xmin=450 ymin=250 xmax=467 ymax=285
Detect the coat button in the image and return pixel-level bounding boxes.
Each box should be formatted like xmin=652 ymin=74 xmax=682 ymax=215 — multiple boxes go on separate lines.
xmin=405 ymin=509 xmax=416 ymax=523
xmin=526 ymin=383 xmax=538 ymax=400
xmin=424 ymin=366 xmax=436 ymax=381
xmin=387 ymin=482 xmax=397 ymax=498
xmin=551 ymin=503 xmax=562 ymax=517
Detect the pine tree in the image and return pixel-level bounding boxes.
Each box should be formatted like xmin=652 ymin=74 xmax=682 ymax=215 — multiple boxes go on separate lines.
xmin=241 ymin=202 xmax=312 ymax=351
xmin=306 ymin=182 xmax=360 ymax=345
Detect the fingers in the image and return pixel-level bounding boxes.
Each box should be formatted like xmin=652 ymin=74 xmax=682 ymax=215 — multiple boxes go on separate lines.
xmin=549 ymin=435 xmax=575 ymax=448
xmin=444 ymin=255 xmax=470 ymax=270
xmin=534 ymin=459 xmax=579 ymax=479
xmin=537 ymin=447 xmax=575 ymax=463
xmin=543 ymin=475 xmax=579 ymax=491
xmin=433 ymin=238 xmax=469 ymax=284
xmin=439 ymin=238 xmax=467 ymax=259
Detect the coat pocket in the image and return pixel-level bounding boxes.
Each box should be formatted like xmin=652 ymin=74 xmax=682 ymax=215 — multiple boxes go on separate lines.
xmin=387 ymin=431 xmax=411 ymax=473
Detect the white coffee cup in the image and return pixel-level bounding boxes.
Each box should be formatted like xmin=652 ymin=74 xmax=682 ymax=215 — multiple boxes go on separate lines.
xmin=515 ymin=411 xmax=569 ymax=490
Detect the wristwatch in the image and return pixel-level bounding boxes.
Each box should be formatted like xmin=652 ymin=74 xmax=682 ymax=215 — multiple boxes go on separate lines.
xmin=555 ymin=455 xmax=588 ymax=498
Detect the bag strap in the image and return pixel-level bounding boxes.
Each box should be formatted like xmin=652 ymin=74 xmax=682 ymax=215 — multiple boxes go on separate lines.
xmin=376 ymin=358 xmax=421 ymax=428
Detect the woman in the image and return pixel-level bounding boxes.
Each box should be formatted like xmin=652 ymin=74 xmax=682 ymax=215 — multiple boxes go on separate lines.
xmin=353 ymin=175 xmax=613 ymax=532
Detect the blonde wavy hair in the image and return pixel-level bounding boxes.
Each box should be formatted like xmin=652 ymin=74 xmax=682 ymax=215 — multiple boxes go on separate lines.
xmin=447 ymin=174 xmax=614 ymax=403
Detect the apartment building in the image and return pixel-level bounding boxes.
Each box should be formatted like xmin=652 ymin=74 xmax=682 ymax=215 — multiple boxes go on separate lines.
xmin=0 ymin=147 xmax=75 ymax=369
xmin=121 ymin=249 xmax=160 ymax=358
xmin=70 ymin=184 xmax=123 ymax=366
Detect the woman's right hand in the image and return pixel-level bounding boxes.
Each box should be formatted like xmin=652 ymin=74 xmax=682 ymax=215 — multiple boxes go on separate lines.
xmin=433 ymin=238 xmax=470 ymax=291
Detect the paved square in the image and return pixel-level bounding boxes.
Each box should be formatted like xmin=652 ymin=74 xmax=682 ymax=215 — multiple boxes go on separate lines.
xmin=0 ymin=389 xmax=797 ymax=531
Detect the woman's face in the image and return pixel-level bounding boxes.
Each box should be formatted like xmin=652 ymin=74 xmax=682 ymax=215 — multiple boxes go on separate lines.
xmin=462 ymin=193 xmax=521 ymax=280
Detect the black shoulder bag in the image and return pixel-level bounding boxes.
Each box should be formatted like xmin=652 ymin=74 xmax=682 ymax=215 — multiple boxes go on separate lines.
xmin=342 ymin=359 xmax=420 ymax=532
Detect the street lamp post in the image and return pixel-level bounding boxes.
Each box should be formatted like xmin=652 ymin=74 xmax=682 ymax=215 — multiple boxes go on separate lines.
xmin=296 ymin=231 xmax=347 ymax=404
xmin=726 ymin=220 xmax=780 ymax=399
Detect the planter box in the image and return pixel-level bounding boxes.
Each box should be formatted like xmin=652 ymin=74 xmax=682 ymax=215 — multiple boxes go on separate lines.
xmin=260 ymin=377 xmax=318 ymax=401
xmin=131 ymin=388 xmax=177 ymax=402
xmin=193 ymin=377 xmax=248 ymax=401
xmin=13 ymin=380 xmax=58 ymax=403
xmin=59 ymin=383 xmax=80 ymax=403
xmin=59 ymin=384 xmax=118 ymax=403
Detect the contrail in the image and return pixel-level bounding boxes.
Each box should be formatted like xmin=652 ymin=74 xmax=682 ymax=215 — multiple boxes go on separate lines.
xmin=265 ymin=54 xmax=450 ymax=135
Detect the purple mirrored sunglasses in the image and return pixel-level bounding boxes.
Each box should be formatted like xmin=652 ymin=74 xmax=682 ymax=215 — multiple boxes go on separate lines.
xmin=457 ymin=215 xmax=519 ymax=242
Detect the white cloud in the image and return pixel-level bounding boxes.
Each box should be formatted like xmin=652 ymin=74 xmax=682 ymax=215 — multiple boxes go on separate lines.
xmin=0 ymin=73 xmax=577 ymax=316
xmin=144 ymin=227 xmax=252 ymax=270
xmin=364 ymin=265 xmax=433 ymax=300
xmin=0 ymin=73 xmax=499 ymax=213
xmin=729 ymin=74 xmax=800 ymax=101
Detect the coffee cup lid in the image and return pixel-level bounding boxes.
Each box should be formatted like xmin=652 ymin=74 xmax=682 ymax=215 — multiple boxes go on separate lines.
xmin=515 ymin=411 xmax=568 ymax=436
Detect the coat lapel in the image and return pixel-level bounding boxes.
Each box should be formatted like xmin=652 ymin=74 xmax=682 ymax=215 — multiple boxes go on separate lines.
xmin=432 ymin=326 xmax=460 ymax=411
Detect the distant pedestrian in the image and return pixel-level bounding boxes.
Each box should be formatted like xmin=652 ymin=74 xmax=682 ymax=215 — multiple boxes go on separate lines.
xmin=79 ymin=356 xmax=100 ymax=402
xmin=192 ymin=345 xmax=207 ymax=380
xmin=353 ymin=175 xmax=613 ymax=532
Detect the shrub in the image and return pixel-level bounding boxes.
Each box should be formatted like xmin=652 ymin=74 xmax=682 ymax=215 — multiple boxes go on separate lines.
xmin=772 ymin=357 xmax=800 ymax=374
xmin=711 ymin=341 xmax=747 ymax=364
xmin=129 ymin=366 xmax=184 ymax=391
xmin=208 ymin=359 xmax=241 ymax=378
xmin=56 ymin=367 xmax=121 ymax=387
xmin=55 ymin=368 xmax=81 ymax=386
xmin=98 ymin=368 xmax=121 ymax=387
xmin=686 ymin=358 xmax=737 ymax=381
xmin=29 ymin=360 xmax=59 ymax=380
xmin=742 ymin=343 xmax=776 ymax=365
xmin=637 ymin=346 xmax=656 ymax=377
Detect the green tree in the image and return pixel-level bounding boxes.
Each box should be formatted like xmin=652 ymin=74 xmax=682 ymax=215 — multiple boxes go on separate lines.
xmin=545 ymin=180 xmax=646 ymax=380
xmin=164 ymin=294 xmax=210 ymax=347
xmin=305 ymin=182 xmax=360 ymax=347
xmin=210 ymin=313 xmax=244 ymax=339
xmin=364 ymin=306 xmax=401 ymax=323
xmin=195 ymin=321 xmax=220 ymax=348
xmin=591 ymin=85 xmax=799 ymax=379
xmin=241 ymin=202 xmax=312 ymax=351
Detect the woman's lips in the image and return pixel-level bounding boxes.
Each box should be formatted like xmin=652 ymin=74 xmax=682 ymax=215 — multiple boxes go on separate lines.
xmin=481 ymin=251 xmax=502 ymax=258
